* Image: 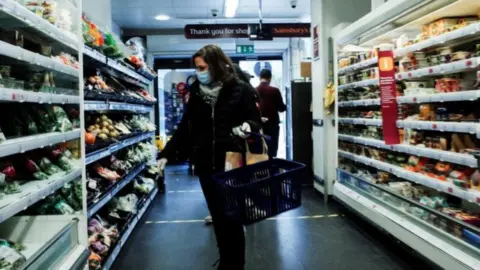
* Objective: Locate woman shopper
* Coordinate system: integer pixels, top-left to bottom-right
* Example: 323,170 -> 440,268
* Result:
157,44 -> 261,270
204,63 -> 258,225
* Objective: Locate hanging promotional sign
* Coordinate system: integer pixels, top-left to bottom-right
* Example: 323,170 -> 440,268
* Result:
378,50 -> 400,145
184,23 -> 310,39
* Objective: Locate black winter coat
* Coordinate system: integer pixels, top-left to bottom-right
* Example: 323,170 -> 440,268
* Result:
159,78 -> 261,175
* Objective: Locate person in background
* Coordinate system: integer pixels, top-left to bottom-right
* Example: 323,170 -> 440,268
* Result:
158,44 -> 261,270
256,68 -> 286,158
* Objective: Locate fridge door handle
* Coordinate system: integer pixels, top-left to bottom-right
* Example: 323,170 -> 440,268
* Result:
313,119 -> 323,127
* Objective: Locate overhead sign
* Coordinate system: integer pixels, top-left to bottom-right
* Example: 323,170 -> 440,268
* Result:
236,45 -> 254,54
184,23 -> 310,39
378,50 -> 400,145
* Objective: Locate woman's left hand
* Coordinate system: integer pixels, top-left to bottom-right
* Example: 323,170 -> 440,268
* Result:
232,122 -> 251,138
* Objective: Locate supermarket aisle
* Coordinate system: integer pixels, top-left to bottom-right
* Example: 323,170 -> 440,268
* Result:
112,166 -> 433,270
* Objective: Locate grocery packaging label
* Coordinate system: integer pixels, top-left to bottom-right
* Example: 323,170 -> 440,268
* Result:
378,50 -> 400,145
0,245 -> 24,264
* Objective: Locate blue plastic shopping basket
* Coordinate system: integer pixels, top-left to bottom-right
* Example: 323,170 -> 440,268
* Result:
212,158 -> 306,225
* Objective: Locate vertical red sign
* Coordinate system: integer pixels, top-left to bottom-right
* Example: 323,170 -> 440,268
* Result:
378,50 -> 400,145
313,25 -> 319,60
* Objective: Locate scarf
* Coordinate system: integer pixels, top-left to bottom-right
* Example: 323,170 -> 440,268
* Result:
199,83 -> 222,107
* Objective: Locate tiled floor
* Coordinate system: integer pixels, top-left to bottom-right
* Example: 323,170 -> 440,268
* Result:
112,166 -> 436,270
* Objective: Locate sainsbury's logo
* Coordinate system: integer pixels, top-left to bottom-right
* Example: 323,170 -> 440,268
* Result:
272,27 -> 310,35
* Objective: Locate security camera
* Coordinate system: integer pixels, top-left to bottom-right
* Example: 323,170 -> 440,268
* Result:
290,0 -> 297,8
211,9 -> 219,17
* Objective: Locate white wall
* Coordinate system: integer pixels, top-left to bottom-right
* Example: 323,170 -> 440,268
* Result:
289,38 -> 312,80
83,0 -> 112,30
311,0 -> 371,196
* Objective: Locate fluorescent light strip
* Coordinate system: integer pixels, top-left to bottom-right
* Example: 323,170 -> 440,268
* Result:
225,0 -> 239,18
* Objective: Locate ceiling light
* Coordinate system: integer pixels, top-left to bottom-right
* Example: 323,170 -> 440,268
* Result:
224,0 -> 239,18
155,15 -> 170,21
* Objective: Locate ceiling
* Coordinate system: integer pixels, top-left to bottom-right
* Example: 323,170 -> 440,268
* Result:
111,0 -> 311,29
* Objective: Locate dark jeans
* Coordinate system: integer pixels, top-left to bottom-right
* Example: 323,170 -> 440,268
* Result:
199,175 -> 245,270
262,122 -> 280,158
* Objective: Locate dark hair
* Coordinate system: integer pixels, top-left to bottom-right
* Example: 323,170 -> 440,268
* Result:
259,69 -> 272,80
192,45 -> 235,83
233,64 -> 250,84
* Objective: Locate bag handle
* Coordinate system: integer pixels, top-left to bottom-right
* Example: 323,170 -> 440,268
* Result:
244,131 -> 269,155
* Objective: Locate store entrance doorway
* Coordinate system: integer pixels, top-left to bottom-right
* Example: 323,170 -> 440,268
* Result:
239,60 -> 286,159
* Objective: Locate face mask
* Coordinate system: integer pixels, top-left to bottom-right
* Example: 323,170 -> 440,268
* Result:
196,70 -> 211,85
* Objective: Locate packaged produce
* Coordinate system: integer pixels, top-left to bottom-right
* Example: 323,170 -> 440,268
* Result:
89,252 -> 102,270
50,106 -> 73,132
92,163 -> 121,182
50,148 -> 75,172
134,177 -> 155,194
0,245 -> 26,270
113,194 -> 139,213
39,157 -> 63,175
53,199 -> 75,214
60,182 -> 81,211
26,158 -> 49,180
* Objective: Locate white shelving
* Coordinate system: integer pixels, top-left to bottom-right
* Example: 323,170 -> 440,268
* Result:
338,57 -> 378,74
334,1 -> 480,267
333,183 -> 480,270
84,46 -> 152,86
338,118 -> 382,126
85,101 -> 154,113
107,59 -> 151,85
83,46 -> 106,64
397,120 -> 479,136
0,0 -> 79,51
397,57 -> 480,80
0,88 -> 79,104
87,163 -> 147,218
337,22 -> 480,75
0,167 -> 82,223
102,187 -> 158,270
0,40 -> 79,78
338,98 -> 381,107
85,132 -> 155,165
395,22 -> 480,58
338,78 -> 379,90
397,90 -> 480,104
340,90 -> 480,107
338,150 -> 480,204
338,57 -> 480,91
338,134 -> 477,168
0,129 -> 81,158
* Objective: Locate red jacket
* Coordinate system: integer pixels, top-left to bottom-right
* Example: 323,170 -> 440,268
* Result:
256,82 -> 286,124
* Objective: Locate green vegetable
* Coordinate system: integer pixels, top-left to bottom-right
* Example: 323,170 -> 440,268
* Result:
33,171 -> 49,180
57,156 -> 74,172
39,157 -> 63,175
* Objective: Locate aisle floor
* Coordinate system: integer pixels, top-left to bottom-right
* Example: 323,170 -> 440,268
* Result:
112,166 -> 435,270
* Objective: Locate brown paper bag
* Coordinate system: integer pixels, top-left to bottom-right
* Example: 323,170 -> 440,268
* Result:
245,137 -> 269,165
225,152 -> 244,171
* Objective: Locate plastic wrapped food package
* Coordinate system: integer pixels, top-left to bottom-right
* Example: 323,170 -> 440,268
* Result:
0,245 -> 26,270
134,177 -> 155,194
115,194 -> 139,213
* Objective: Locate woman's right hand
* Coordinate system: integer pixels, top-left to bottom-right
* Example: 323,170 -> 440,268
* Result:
158,158 -> 168,171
